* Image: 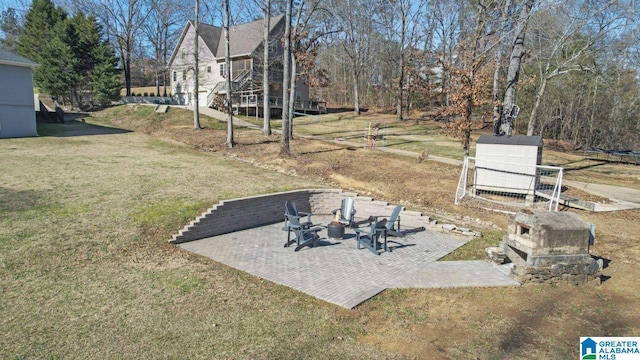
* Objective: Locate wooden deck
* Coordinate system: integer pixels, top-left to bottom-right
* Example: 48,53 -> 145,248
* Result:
232,91 -> 327,115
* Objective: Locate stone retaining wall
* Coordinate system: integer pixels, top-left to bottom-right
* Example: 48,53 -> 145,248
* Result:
170,188 -> 431,244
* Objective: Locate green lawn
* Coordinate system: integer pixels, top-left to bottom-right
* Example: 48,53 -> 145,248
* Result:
0,124 -> 383,359
2,109 -> 638,359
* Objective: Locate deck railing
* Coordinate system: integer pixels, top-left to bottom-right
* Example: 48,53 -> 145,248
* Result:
231,90 -> 326,113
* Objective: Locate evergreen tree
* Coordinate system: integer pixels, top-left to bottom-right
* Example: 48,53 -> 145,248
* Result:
80,14 -> 121,107
90,42 -> 121,106
17,0 -> 66,64
37,20 -> 80,100
17,1 -> 120,108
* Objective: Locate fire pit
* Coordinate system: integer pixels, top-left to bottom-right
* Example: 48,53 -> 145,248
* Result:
327,210 -> 346,239
327,222 -> 345,239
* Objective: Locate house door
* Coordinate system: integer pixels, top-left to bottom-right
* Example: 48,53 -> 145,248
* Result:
198,91 -> 209,107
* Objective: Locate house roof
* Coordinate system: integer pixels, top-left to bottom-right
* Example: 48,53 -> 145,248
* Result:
216,14 -> 284,56
477,134 -> 543,146
168,15 -> 285,66
0,47 -> 39,68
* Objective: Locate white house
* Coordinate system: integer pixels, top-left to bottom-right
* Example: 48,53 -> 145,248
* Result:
0,47 -> 39,138
168,15 -> 325,115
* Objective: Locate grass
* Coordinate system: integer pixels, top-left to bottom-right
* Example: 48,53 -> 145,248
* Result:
238,111 -> 469,159
0,127 -> 381,359
440,230 -> 505,261
2,107 -> 639,359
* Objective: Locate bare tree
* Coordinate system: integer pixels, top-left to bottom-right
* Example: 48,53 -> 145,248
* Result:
490,0 -> 511,134
280,0 -> 292,155
525,0 -> 620,136
285,0 -> 334,140
193,0 -> 201,129
442,0 -> 501,156
377,0 -> 422,120
429,0 -> 462,108
143,0 -> 185,97
262,0 -> 271,136
498,0 -> 535,135
330,0 -> 376,115
223,0 -> 235,147
82,0 -> 150,96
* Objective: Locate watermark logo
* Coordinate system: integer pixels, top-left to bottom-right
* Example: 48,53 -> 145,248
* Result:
581,337 -> 640,360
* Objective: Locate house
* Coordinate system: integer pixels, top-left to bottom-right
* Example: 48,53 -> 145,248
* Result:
0,47 -> 39,138
167,15 -> 325,115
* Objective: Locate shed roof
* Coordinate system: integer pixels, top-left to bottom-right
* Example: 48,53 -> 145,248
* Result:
477,134 -> 543,146
0,47 -> 39,68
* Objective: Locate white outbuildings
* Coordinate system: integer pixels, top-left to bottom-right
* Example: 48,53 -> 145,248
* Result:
0,47 -> 39,138
474,135 -> 544,196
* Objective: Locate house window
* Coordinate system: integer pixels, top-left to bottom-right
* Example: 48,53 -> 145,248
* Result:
182,70 -> 186,80
181,49 -> 186,59
207,66 -> 211,73
173,71 -> 176,82
219,63 -> 225,77
231,58 -> 252,79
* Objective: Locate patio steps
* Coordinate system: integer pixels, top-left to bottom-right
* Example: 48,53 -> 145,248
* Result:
170,189 -> 433,244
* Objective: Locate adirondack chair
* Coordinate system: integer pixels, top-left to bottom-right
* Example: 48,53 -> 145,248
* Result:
283,200 -> 323,251
331,197 -> 357,227
355,206 -> 404,254
354,218 -> 387,255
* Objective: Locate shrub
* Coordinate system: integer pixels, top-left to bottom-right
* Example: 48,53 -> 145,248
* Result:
143,92 -> 149,96
131,92 -> 136,96
150,92 -> 155,97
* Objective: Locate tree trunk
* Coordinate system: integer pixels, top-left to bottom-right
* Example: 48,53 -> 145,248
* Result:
491,0 -> 511,135
155,31 -> 161,97
280,0 -> 292,155
463,70 -> 474,157
527,74 -> 548,135
353,69 -> 360,115
262,1 -> 271,136
501,0 -> 535,135
396,5 -> 407,121
163,28 -> 168,97
122,52 -> 131,96
193,0 -> 201,130
288,56 -> 296,140
223,0 -> 234,147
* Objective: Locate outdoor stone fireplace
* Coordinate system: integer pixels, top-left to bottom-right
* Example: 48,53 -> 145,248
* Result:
487,210 -> 602,285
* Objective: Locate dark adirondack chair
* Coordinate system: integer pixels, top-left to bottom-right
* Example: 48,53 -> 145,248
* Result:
283,200 -> 323,251
354,218 -> 387,255
355,206 -> 404,255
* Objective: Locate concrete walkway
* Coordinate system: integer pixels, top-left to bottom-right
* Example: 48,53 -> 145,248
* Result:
179,216 -> 519,309
564,180 -> 640,211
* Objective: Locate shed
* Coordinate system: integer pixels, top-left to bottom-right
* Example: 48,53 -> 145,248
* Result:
0,47 -> 39,138
474,135 -> 543,196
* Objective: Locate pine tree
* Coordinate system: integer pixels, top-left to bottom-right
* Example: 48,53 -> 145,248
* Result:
17,1 -> 120,109
37,20 -> 80,100
17,0 -> 66,64
90,43 -> 121,106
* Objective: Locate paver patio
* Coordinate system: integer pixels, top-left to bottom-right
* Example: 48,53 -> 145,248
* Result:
179,216 -> 519,308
